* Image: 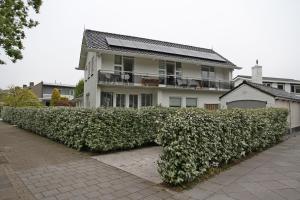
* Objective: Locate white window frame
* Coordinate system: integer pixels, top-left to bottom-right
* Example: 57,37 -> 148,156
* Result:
114,55 -> 134,73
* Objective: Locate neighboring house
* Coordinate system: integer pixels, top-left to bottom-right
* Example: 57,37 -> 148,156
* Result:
28,82 -> 75,106
233,67 -> 300,96
76,29 -> 240,109
220,64 -> 300,132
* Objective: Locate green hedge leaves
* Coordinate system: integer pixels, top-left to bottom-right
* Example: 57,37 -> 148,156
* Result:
157,108 -> 288,185
1,107 -> 172,151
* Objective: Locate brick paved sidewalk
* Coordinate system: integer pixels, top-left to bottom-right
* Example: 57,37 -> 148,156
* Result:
0,122 -> 182,200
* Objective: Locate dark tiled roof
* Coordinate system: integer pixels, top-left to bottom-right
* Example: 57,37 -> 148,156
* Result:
220,80 -> 300,102
81,29 -> 237,68
234,75 -> 300,83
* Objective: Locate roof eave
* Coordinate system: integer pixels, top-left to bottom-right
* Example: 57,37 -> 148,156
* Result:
85,47 -> 239,69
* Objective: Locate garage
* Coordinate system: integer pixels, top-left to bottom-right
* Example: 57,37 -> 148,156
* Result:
220,80 -> 300,133
227,100 -> 267,109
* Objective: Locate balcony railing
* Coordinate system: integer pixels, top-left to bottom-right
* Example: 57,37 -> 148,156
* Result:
98,70 -> 233,90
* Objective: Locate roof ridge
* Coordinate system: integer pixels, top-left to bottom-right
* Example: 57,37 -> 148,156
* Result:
85,29 -> 214,53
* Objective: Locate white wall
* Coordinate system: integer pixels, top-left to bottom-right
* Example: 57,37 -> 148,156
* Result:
220,84 -> 275,109
275,100 -> 300,129
83,52 -> 98,108
159,89 -> 223,108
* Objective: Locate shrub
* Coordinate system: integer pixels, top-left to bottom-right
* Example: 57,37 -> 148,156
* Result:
1,106 -> 173,151
157,108 -> 288,185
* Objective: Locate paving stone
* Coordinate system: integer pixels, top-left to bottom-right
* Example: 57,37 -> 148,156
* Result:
273,188 -> 300,200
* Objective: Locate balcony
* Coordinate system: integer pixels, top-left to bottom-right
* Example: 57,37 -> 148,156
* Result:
98,70 -> 233,90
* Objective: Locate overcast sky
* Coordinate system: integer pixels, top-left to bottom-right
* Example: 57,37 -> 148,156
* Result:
0,0 -> 299,89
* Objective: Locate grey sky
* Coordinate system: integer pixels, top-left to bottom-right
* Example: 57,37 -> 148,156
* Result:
0,0 -> 299,89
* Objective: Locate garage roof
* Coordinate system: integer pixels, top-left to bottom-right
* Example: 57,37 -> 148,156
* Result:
220,80 -> 300,102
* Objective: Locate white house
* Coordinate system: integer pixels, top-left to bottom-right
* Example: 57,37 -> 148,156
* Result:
76,30 -> 240,109
233,66 -> 300,96
220,64 -> 300,132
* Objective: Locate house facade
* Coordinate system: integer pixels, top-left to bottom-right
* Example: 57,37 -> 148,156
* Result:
29,82 -> 75,106
77,30 -> 239,109
220,64 -> 300,133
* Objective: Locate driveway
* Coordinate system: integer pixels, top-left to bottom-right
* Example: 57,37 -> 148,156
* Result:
1,121 -> 300,200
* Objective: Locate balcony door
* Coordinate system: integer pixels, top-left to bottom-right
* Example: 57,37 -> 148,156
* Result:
114,55 -> 134,83
159,61 -> 182,86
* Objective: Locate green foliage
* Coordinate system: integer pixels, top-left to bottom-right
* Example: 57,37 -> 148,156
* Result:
0,0 -> 42,64
1,107 -> 173,151
3,87 -> 42,107
157,108 -> 288,185
50,88 -> 60,106
75,79 -> 84,98
55,97 -> 75,107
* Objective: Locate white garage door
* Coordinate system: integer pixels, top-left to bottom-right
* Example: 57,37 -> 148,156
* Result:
227,100 -> 267,109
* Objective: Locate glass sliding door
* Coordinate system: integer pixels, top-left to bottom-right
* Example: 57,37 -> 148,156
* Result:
166,61 -> 175,85
129,94 -> 138,108
123,57 -> 134,83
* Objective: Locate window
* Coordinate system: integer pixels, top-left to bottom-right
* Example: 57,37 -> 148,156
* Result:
202,66 -> 215,79
176,62 -> 182,78
114,55 -> 134,72
141,94 -> 153,107
115,55 -> 122,65
159,60 -> 182,85
116,94 -> 126,107
169,97 -> 181,107
264,82 -> 272,87
186,98 -> 197,107
159,60 -> 166,84
277,83 -> 284,90
204,104 -> 219,111
101,92 -> 113,107
129,94 -> 138,108
291,85 -> 300,94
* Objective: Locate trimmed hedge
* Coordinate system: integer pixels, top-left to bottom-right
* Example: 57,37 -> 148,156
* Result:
157,108 -> 288,185
1,107 -> 172,151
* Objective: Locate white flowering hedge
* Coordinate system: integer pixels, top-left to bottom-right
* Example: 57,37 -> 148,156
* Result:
157,108 -> 288,185
1,107 -> 172,151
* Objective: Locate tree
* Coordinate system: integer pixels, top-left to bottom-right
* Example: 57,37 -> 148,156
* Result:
0,0 -> 43,64
50,88 -> 60,106
74,79 -> 84,98
4,86 -> 41,107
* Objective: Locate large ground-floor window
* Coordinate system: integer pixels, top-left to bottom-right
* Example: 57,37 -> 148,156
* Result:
141,94 -> 153,107
101,92 -> 113,107
129,94 -> 138,108
116,94 -> 126,107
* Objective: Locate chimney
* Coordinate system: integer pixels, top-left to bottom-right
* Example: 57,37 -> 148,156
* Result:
29,82 -> 34,87
251,60 -> 262,84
